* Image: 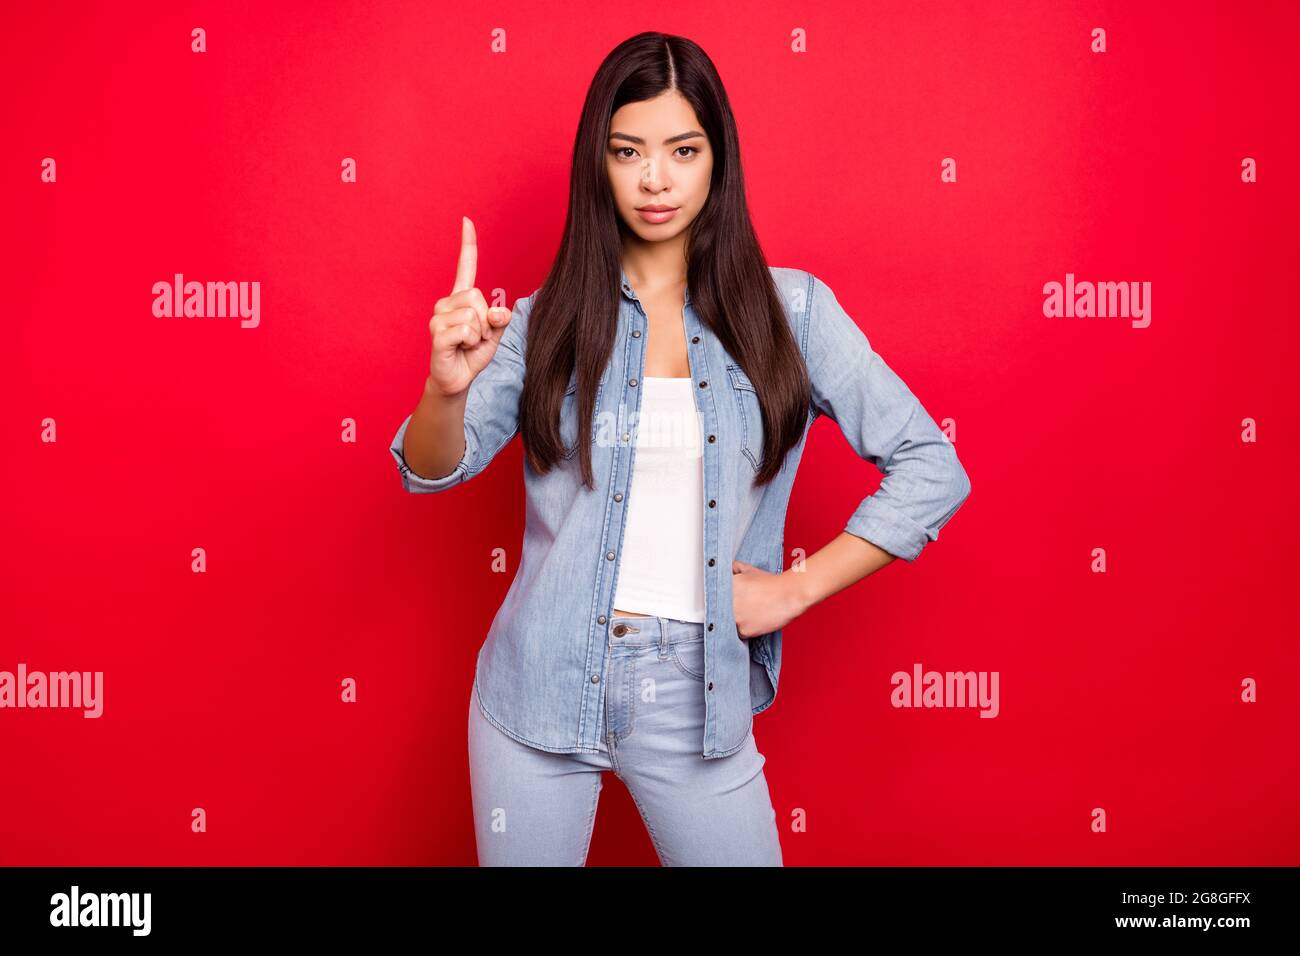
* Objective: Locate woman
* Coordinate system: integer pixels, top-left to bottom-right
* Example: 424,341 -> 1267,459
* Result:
390,32 -> 971,866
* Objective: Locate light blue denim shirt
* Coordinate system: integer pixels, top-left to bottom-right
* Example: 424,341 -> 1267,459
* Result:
390,267 -> 971,759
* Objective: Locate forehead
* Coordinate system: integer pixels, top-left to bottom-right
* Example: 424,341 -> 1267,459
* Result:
608,92 -> 702,136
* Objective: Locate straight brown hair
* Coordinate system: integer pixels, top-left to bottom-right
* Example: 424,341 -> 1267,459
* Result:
521,31 -> 811,489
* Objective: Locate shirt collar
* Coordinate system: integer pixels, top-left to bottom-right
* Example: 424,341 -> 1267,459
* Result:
619,266 -> 692,307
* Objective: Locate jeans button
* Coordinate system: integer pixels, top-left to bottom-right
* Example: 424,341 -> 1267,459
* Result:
612,624 -> 628,636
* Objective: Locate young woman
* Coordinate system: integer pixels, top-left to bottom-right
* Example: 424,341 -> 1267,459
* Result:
390,32 -> 971,866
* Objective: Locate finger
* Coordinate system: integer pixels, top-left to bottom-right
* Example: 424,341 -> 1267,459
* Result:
431,317 -> 473,353
450,321 -> 478,350
433,306 -> 483,344
452,216 -> 477,294
441,286 -> 489,323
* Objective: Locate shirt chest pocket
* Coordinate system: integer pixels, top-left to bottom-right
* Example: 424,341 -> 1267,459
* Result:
725,363 -> 762,473
560,375 -> 605,460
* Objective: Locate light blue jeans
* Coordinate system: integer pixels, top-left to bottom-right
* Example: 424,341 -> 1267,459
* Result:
468,613 -> 784,866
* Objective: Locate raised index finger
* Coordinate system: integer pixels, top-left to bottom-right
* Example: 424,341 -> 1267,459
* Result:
452,216 -> 477,294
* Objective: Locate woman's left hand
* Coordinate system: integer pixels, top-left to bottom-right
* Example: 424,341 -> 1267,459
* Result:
731,560 -> 810,638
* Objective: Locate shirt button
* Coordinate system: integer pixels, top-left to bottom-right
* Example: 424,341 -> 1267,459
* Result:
698,380 -> 708,388
632,329 -> 641,337
606,551 -> 615,560
708,558 -> 715,567
707,623 -> 714,631
691,336 -> 700,343
707,681 -> 713,690
707,434 -> 715,443
597,615 -> 606,624
629,377 -> 637,386
622,433 -> 630,442
708,499 -> 716,508
613,492 -> 623,502
591,674 -> 600,683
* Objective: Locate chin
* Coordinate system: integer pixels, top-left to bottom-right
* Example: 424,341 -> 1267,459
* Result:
626,214 -> 692,241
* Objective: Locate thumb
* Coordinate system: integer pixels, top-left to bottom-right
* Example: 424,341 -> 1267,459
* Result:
478,306 -> 511,345
732,560 -> 756,574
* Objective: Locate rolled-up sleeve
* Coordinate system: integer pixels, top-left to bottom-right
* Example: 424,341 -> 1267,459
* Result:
805,272 -> 971,561
389,292 -> 532,494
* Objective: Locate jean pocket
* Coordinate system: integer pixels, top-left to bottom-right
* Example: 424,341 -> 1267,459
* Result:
726,363 -> 762,473
668,637 -> 706,681
561,374 -> 605,460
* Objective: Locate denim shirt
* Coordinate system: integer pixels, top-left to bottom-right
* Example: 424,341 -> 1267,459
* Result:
390,267 -> 971,759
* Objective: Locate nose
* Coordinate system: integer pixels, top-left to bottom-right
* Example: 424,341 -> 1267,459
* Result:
638,157 -> 669,190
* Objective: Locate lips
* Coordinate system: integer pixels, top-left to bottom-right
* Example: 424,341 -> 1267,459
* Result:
636,205 -> 680,224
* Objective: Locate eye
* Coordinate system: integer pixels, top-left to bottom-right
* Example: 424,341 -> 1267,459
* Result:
674,146 -> 700,158
612,147 -> 638,160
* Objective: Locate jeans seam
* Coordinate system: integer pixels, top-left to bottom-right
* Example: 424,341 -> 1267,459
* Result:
623,655 -> 636,742
603,657 -> 624,775
623,781 -> 668,866
578,772 -> 602,865
606,734 -> 621,775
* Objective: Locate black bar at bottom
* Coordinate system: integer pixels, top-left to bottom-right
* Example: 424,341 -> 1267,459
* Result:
0,865 -> 1292,942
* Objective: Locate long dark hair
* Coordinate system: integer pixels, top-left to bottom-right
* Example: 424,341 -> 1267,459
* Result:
521,31 -> 811,489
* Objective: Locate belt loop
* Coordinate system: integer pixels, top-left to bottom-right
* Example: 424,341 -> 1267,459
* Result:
658,616 -> 669,658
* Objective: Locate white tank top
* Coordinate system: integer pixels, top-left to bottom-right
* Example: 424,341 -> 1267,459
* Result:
610,376 -> 706,622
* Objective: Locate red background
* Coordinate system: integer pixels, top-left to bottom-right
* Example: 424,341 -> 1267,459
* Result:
4,0 -> 1297,865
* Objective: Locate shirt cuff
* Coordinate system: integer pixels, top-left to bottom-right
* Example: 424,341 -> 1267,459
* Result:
389,414 -> 473,493
843,496 -> 932,563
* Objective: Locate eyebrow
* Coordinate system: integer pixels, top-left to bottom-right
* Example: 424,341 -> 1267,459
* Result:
608,131 -> 705,146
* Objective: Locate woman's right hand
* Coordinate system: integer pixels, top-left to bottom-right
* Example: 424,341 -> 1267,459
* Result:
427,216 -> 515,398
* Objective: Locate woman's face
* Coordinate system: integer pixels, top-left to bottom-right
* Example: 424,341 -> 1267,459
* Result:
606,91 -> 713,243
